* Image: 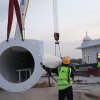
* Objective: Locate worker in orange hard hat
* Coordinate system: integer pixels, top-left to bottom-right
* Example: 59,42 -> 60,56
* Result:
41,56 -> 74,100
62,56 -> 70,64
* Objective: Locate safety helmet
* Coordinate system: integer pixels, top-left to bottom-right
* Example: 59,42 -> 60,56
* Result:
62,56 -> 70,64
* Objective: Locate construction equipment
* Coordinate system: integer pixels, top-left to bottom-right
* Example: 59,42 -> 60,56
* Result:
53,0 -> 61,58
54,33 -> 62,58
0,0 -> 62,92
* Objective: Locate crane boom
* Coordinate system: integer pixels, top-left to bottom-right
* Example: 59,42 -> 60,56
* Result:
53,0 -> 61,58
53,0 -> 59,33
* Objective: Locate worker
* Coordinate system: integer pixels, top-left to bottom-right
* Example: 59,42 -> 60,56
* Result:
70,64 -> 77,71
70,64 -> 77,82
97,59 -> 100,68
41,56 -> 74,100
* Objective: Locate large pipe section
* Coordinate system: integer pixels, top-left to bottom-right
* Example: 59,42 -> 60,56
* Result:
0,39 -> 43,92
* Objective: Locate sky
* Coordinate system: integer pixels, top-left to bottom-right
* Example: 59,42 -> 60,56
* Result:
0,0 -> 100,58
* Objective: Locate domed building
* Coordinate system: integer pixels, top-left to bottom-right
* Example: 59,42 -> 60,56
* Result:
83,32 -> 92,43
77,32 -> 100,64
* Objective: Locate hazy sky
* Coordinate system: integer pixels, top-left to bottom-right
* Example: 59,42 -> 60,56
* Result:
0,0 -> 100,58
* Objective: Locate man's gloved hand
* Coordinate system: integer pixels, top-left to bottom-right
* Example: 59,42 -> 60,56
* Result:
40,63 -> 46,69
42,65 -> 46,69
40,63 -> 52,75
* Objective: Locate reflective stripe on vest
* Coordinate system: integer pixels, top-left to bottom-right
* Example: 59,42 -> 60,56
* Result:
58,84 -> 71,87
57,66 -> 73,90
97,62 -> 100,68
58,78 -> 68,81
74,65 -> 76,70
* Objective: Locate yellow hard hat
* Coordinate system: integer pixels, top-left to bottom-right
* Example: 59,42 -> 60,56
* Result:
62,56 -> 70,64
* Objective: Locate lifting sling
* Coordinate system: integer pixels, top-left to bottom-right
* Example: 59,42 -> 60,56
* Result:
7,0 -> 23,41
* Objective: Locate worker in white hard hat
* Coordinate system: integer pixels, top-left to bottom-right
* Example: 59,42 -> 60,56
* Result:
41,56 -> 74,100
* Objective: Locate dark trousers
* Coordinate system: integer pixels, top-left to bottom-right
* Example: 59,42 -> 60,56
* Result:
59,86 -> 73,100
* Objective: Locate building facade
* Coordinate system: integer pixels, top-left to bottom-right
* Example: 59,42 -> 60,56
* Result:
78,32 -> 100,64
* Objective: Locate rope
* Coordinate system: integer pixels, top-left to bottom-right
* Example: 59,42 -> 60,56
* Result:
55,43 -> 56,56
58,43 -> 62,58
55,43 -> 62,58
51,75 -> 57,82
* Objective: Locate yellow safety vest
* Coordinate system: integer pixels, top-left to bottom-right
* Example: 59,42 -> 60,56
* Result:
58,66 -> 73,90
97,62 -> 100,68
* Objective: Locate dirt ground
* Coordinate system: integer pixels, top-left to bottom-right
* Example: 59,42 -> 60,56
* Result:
0,87 -> 97,100
0,76 -> 100,100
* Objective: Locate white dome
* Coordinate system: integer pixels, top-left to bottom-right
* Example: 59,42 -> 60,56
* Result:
83,36 -> 91,41
83,32 -> 91,42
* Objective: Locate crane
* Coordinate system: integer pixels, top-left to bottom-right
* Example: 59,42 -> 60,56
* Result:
7,0 -> 62,57
53,0 -> 62,58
